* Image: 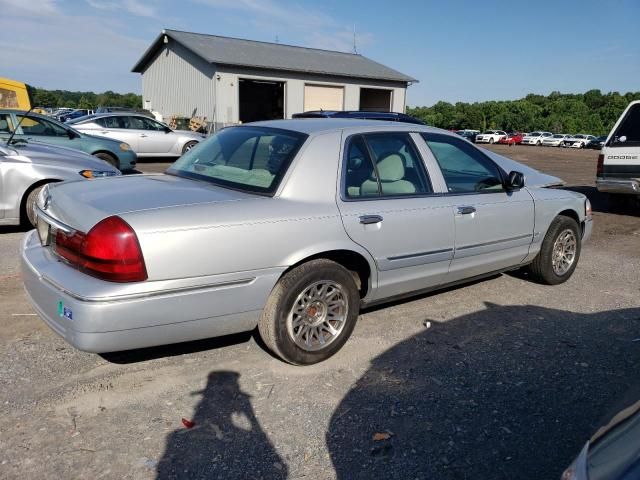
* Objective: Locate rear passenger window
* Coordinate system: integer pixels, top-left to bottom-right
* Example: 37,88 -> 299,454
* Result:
96,116 -> 122,128
421,133 -> 504,194
344,133 -> 432,198
611,104 -> 640,147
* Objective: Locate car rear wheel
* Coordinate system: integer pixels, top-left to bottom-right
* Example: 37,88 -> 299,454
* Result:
94,152 -> 119,169
182,141 -> 198,154
258,259 -> 360,365
489,138 -> 494,144
525,215 -> 581,285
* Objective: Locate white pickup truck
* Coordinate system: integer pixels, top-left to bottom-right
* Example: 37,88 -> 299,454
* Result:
596,100 -> 640,206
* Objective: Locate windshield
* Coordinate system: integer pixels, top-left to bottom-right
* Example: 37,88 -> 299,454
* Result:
167,126 -> 307,195
529,132 -> 541,136
552,134 -> 564,138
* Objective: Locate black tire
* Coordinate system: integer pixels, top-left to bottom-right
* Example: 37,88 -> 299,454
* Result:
23,184 -> 46,227
182,141 -> 198,154
94,152 -> 120,169
536,140 -> 541,146
489,138 -> 494,144
525,215 -> 581,285
258,259 -> 360,365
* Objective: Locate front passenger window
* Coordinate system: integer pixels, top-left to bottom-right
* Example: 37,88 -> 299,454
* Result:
421,133 -> 504,194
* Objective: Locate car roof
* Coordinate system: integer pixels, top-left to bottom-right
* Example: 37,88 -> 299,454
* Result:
247,118 -> 440,135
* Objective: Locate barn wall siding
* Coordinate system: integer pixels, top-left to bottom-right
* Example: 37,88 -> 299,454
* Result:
141,42 -> 216,121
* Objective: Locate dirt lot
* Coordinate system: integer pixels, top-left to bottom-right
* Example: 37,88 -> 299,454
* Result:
0,144 -> 638,480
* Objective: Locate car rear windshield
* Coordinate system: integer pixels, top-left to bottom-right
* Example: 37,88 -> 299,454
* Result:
167,126 -> 307,195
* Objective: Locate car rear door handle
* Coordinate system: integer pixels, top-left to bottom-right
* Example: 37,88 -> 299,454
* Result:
457,206 -> 476,215
359,215 -> 383,225
139,134 -> 147,137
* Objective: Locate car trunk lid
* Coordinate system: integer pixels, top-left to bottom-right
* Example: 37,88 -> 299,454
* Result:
40,173 -> 257,233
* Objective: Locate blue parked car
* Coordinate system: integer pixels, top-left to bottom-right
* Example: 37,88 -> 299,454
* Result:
0,110 -> 137,171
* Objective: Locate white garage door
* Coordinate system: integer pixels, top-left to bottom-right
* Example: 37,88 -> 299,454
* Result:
304,85 -> 344,111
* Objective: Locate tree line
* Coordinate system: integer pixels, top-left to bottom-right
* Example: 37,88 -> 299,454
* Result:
407,90 -> 640,136
31,88 -> 142,110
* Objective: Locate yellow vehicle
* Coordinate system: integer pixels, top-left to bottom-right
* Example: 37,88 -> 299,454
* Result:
0,77 -> 35,110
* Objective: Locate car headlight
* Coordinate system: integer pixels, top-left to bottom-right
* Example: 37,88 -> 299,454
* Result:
585,198 -> 592,217
119,143 -> 131,152
79,170 -> 119,179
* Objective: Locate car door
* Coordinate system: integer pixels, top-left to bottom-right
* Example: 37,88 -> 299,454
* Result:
337,131 -> 456,301
86,115 -> 139,151
130,116 -> 176,155
418,132 -> 535,282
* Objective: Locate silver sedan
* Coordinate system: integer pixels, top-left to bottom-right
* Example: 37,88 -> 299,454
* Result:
22,120 -> 592,364
69,113 -> 206,157
0,142 -> 119,227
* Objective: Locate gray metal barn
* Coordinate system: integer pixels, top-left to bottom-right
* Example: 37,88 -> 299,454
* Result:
131,29 -> 417,129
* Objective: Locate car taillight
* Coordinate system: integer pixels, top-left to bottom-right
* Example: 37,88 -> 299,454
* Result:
54,216 -> 147,282
596,154 -> 604,176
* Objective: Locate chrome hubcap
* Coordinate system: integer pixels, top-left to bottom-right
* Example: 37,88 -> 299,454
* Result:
552,229 -> 577,276
287,281 -> 348,351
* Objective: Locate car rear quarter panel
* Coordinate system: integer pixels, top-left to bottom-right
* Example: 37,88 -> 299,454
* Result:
524,187 -> 586,261
122,131 -> 376,285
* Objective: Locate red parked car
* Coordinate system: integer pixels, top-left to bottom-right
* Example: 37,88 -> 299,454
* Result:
498,132 -> 523,146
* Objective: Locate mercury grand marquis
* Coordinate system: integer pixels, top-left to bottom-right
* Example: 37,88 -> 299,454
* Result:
22,119 -> 593,365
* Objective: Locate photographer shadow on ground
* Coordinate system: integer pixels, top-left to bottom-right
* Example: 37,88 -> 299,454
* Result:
326,303 -> 640,480
156,370 -> 287,480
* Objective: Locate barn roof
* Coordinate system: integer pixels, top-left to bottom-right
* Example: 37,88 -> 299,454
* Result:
132,29 -> 417,84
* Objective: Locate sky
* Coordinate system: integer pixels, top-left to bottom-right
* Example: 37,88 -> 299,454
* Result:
1,0 -> 639,107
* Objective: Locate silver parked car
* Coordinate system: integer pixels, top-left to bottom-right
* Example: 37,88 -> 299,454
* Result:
1,142 -> 120,227
69,113 -> 206,157
22,120 -> 592,364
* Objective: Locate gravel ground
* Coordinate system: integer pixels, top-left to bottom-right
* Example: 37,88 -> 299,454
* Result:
0,144 -> 638,480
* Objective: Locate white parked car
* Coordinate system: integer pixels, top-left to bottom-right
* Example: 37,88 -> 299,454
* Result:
69,113 -> 206,158
521,131 -> 553,146
475,130 -> 507,144
562,134 -> 596,149
542,134 -> 570,147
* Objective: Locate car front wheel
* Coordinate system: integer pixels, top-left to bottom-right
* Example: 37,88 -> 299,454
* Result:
489,138 -> 494,144
94,152 -> 120,169
525,215 -> 581,285
258,259 -> 360,365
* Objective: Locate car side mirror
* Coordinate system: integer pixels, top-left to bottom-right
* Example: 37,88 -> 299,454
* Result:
164,126 -> 172,133
506,170 -> 525,190
67,130 -> 78,139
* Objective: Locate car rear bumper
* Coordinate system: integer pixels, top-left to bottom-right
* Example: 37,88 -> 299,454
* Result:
596,177 -> 640,195
21,230 -> 281,353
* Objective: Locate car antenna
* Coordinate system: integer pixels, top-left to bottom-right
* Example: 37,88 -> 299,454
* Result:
6,106 -> 35,146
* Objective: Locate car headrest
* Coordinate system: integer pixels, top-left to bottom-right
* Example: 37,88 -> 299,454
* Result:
374,154 -> 405,182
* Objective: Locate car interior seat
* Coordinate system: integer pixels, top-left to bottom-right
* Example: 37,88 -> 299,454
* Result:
346,155 -> 372,197
360,153 -> 416,196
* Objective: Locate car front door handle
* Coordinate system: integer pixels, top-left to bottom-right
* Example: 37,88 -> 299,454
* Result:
139,134 -> 148,137
359,215 -> 383,225
457,206 -> 476,215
